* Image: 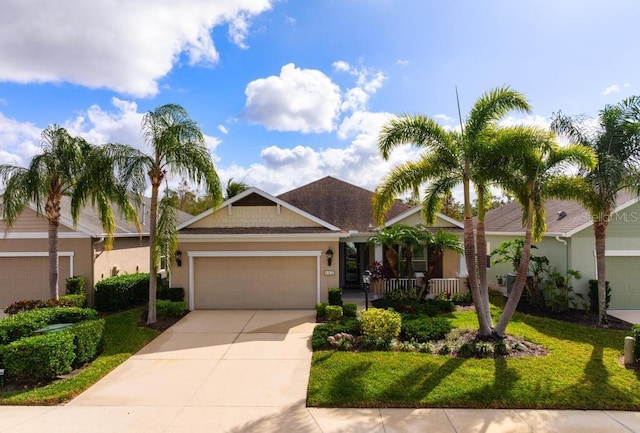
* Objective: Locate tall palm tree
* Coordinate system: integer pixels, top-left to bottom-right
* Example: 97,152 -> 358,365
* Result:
551,96 -> 640,324
489,126 -> 596,336
373,86 -> 531,337
0,125 -> 138,300
106,104 -> 222,324
367,225 -> 405,279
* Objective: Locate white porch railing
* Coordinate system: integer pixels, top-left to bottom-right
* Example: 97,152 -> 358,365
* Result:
380,278 -> 463,297
428,278 -> 461,296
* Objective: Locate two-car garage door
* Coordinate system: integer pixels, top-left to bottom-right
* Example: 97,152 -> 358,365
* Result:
192,255 -> 318,309
0,256 -> 71,308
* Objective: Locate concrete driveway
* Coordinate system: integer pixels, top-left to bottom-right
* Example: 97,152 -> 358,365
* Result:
2,310 -> 640,432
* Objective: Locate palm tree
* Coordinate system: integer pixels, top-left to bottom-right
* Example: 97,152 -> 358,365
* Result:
489,126 -> 596,336
106,104 -> 222,324
367,225 -> 405,279
225,178 -> 249,199
0,125 -> 138,300
373,86 -> 531,337
551,96 -> 640,324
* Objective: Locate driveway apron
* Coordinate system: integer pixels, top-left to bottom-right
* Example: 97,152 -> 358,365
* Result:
67,309 -> 321,431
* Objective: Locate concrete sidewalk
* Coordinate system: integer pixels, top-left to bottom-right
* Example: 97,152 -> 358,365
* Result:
0,310 -> 639,432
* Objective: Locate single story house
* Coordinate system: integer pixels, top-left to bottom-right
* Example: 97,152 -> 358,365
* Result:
485,191 -> 640,310
0,197 -> 189,308
171,176 -> 466,310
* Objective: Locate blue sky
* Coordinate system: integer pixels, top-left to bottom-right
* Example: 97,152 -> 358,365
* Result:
0,0 -> 638,197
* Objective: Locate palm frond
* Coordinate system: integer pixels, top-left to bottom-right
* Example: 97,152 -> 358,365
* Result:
377,114 -> 452,160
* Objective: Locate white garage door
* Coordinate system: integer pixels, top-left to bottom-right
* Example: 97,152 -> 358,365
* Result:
193,255 -> 318,309
0,256 -> 71,308
605,256 -> 640,310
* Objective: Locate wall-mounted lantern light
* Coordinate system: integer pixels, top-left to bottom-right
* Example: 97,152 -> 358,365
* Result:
326,247 -> 334,266
176,250 -> 183,267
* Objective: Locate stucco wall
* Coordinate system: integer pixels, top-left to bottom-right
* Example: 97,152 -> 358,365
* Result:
393,211 -> 458,228
94,237 -> 150,282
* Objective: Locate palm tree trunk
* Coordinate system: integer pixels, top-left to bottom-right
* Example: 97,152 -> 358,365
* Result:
476,219 -> 492,327
495,201 -> 534,336
463,177 -> 492,336
147,183 -> 159,325
594,221 -> 608,325
48,218 -> 60,300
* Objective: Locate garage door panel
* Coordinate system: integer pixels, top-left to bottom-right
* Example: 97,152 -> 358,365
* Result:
0,256 -> 71,307
194,256 -> 317,309
606,256 -> 640,310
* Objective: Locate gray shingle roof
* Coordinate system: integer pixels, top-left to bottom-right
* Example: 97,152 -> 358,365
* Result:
484,190 -> 638,235
55,196 -> 192,237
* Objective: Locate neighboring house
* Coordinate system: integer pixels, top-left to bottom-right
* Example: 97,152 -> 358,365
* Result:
172,176 -> 466,310
0,197 -> 190,308
485,191 -> 640,310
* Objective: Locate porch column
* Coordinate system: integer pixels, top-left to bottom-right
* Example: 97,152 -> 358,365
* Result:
374,245 -> 383,263
457,253 -> 468,277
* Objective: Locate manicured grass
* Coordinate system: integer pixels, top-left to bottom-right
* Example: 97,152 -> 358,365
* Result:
308,308 -> 640,409
0,308 -> 160,405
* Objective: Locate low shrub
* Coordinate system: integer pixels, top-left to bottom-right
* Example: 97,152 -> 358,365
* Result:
328,288 -> 343,306
3,299 -> 54,315
0,307 -> 98,345
451,292 -> 473,306
1,332 -> 75,382
400,316 -> 452,343
59,294 -> 86,308
632,324 -> 640,362
360,309 -> 402,344
50,307 -> 98,324
312,318 -> 361,350
65,276 -> 86,295
157,286 -> 185,302
316,302 -> 328,318
430,299 -> 455,314
325,305 -> 343,321
69,319 -> 105,366
94,273 -> 149,312
343,303 -> 357,317
156,300 -> 186,317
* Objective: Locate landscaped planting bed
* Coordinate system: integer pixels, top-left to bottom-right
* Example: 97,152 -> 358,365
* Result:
308,303 -> 639,409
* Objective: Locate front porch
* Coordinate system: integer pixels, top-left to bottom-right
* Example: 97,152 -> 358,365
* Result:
370,277 -> 468,299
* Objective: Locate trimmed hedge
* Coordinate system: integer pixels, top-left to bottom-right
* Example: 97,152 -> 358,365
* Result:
0,307 -> 98,345
316,302 -> 328,317
632,324 -> 640,362
157,286 -> 185,302
343,303 -> 358,317
326,305 -> 343,321
66,276 -> 86,295
328,288 -> 343,306
1,332 -> 76,382
94,273 -> 149,312
400,316 -> 452,343
69,319 -> 105,366
157,300 -> 186,317
59,294 -> 86,308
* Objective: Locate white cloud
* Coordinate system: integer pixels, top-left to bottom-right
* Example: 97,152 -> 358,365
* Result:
219,110 -> 421,194
397,59 -> 410,66
0,1 -> 273,97
218,124 -> 229,134
0,113 -> 43,166
242,63 -> 342,133
332,61 -> 351,72
602,84 -> 621,96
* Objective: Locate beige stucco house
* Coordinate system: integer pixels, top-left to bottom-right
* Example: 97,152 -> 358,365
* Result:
0,197 -> 184,308
485,191 -> 640,310
171,177 -> 466,310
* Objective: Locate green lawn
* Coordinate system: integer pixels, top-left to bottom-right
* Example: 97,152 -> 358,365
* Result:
308,309 -> 640,409
0,308 -> 159,405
